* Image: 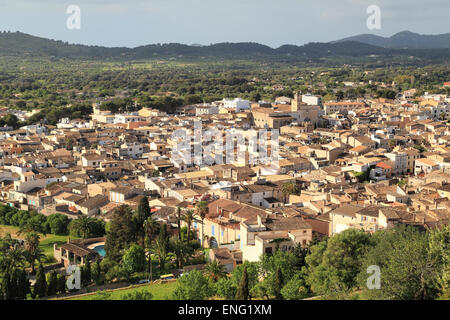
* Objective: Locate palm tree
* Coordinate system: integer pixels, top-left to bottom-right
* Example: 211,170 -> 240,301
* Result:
205,261 -> 226,282
152,237 -> 168,273
169,237 -> 193,269
72,215 -> 92,239
281,182 -> 300,203
1,245 -> 26,276
176,206 -> 182,241
196,201 -> 209,248
24,232 -> 44,274
182,209 -> 196,243
143,217 -> 159,281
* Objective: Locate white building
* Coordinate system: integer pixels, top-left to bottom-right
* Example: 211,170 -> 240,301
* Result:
302,94 -> 322,106
119,142 -> 144,158
385,152 -> 407,175
430,104 -> 450,120
222,98 -> 251,112
114,114 -> 142,124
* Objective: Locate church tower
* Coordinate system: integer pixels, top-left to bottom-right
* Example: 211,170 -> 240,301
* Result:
291,92 -> 302,112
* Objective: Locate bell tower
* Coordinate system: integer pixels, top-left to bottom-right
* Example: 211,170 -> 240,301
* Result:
291,92 -> 302,112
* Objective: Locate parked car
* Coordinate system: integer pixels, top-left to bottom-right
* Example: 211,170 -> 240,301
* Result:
136,279 -> 151,284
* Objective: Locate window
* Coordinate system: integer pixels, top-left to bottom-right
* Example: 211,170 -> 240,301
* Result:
265,247 -> 273,255
211,225 -> 215,236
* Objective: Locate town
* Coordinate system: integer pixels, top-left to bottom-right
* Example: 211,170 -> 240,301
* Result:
0,82 -> 449,300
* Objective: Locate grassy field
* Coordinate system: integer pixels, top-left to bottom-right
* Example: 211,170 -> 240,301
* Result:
0,224 -> 78,261
66,281 -> 178,300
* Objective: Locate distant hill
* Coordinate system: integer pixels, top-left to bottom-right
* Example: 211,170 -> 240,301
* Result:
333,31 -> 450,49
0,30 -> 449,62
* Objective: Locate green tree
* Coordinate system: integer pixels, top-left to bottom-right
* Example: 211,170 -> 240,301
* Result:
33,263 -> 47,298
274,267 -> 284,300
143,216 -> 159,280
281,274 -> 310,300
152,225 -> 169,272
172,269 -> 213,300
92,259 -> 103,285
281,182 -> 301,203
46,214 -> 70,235
24,232 -> 43,274
134,196 -> 151,247
121,289 -> 153,300
15,268 -> 30,300
205,261 -> 226,282
46,271 -> 58,296
182,210 -> 196,243
358,225 -> 444,300
69,215 -> 92,239
122,244 -> 146,274
428,225 -> 449,298
105,205 -> 137,262
235,266 -> 249,300
231,261 -> 259,299
169,237 -> 193,269
196,201 -> 209,247
176,207 -> 182,241
81,259 -> 92,287
306,229 -> 372,296
56,273 -> 66,294
214,278 -> 237,299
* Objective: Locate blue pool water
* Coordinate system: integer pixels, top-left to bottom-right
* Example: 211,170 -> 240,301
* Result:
93,245 -> 106,257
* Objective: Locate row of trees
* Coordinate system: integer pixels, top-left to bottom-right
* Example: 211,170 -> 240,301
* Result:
170,225 -> 449,300
0,204 -> 105,238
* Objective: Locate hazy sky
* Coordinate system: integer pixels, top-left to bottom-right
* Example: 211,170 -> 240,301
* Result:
0,0 -> 449,47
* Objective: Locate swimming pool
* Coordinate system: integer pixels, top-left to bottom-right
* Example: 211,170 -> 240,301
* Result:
93,245 -> 106,257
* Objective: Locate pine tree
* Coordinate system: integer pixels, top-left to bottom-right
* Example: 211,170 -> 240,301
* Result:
33,263 -> 47,298
235,267 -> 249,300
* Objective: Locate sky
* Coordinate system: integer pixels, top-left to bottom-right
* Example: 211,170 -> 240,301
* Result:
0,0 -> 449,48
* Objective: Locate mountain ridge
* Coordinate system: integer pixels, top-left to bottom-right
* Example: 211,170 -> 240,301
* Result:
332,31 -> 450,49
0,31 -> 449,61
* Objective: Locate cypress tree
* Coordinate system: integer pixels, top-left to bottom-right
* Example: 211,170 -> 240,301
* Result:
46,271 -> 58,296
1,272 -> 12,300
34,263 -> 47,298
274,267 -> 284,300
16,269 -> 30,300
92,259 -> 102,285
235,267 -> 249,300
83,259 -> 91,286
136,196 -> 151,246
56,274 -> 66,294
